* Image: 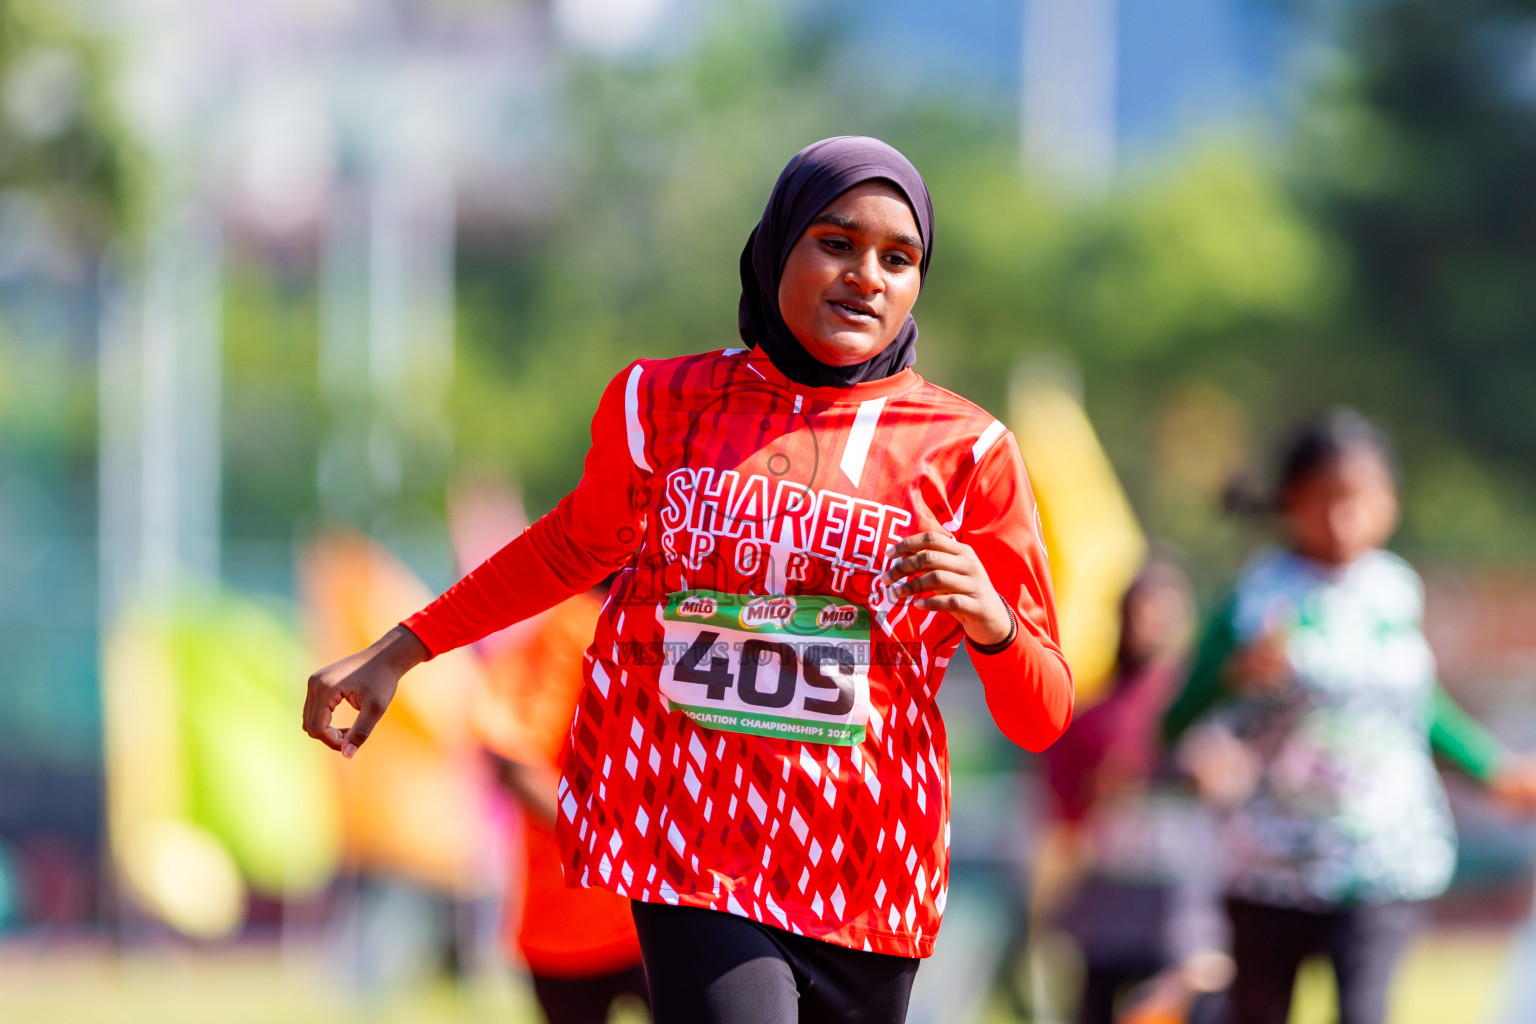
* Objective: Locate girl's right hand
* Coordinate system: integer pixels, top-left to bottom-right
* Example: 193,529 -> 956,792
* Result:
302,625 -> 429,758
1227,627 -> 1292,695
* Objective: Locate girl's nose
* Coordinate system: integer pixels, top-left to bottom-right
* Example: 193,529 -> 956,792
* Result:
843,249 -> 884,294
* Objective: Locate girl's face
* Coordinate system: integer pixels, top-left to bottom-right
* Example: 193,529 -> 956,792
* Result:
1120,575 -> 1194,669
1282,449 -> 1400,566
777,181 -> 924,368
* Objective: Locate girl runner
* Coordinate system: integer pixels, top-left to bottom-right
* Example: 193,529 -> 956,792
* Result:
303,136 -> 1074,1024
1162,409 -> 1536,1024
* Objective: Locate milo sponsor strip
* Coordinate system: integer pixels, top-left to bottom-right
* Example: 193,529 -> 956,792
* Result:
664,590 -> 871,637
656,590 -> 872,747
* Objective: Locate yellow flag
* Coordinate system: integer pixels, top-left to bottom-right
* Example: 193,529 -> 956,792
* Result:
1011,372 -> 1146,703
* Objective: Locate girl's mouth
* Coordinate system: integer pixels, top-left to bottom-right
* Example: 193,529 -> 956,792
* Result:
830,300 -> 876,322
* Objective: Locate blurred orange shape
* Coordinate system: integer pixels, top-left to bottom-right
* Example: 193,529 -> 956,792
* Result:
299,531 -> 492,895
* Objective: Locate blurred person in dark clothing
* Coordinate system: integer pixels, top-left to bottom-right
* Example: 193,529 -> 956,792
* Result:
1045,555 -> 1228,1024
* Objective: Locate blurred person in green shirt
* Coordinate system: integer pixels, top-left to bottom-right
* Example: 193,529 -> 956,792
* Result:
1163,409 -> 1536,1024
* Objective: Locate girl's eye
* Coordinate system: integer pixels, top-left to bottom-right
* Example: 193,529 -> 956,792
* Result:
821,237 -> 852,252
885,253 -> 913,267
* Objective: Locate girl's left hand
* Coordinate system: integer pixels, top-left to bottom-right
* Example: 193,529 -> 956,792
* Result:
1489,753 -> 1536,814
881,531 -> 1012,647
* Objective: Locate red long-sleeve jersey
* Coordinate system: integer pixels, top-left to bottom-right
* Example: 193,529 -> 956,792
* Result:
405,347 -> 1072,957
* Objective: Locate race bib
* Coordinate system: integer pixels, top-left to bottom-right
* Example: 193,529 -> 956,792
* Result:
657,590 -> 872,746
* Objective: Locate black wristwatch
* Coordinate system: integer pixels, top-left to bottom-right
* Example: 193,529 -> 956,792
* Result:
967,599 -> 1017,656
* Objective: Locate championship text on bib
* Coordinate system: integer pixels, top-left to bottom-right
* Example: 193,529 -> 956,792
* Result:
655,590 -> 873,746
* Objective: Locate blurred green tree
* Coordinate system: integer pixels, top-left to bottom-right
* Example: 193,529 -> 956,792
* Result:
451,7 -> 1344,580
1287,0 -> 1536,560
449,0 -> 1536,580
0,0 -> 128,473
453,5 -> 850,513
0,0 -> 130,773
0,0 -> 125,221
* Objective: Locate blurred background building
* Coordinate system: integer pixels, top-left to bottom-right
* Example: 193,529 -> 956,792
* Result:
3,0 -> 1536,1021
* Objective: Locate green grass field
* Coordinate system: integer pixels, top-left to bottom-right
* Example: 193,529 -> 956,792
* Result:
1296,930 -> 1512,1024
0,942 -> 610,1024
0,929 -> 1516,1024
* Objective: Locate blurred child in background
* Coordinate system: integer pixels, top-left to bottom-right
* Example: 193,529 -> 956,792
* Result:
475,581 -> 650,1024
1045,555 -> 1228,1024
1162,409 -> 1536,1024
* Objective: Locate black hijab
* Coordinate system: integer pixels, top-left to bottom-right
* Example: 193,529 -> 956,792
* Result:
737,136 -> 935,388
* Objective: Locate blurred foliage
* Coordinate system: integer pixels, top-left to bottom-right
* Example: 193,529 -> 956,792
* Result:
452,4 -> 846,509
1288,0 -> 1536,562
448,6 -> 1334,584
1,1 -> 1530,577
0,0 -> 131,770
446,0 -> 1536,585
0,0 -> 126,472
0,0 -> 1481,589
220,255 -> 324,542
0,0 -> 125,225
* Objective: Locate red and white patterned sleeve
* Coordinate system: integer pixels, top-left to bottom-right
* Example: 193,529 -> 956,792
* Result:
958,430 -> 1074,752
402,362 -> 652,657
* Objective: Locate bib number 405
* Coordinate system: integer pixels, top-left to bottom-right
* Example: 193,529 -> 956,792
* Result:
674,631 -> 854,715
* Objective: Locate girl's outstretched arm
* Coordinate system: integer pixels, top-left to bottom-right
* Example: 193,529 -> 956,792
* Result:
302,362 -> 651,756
1428,683 -> 1507,782
1431,685 -> 1536,813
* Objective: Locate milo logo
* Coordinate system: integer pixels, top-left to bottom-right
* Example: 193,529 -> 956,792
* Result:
677,596 -> 717,619
816,603 -> 860,630
740,596 -> 796,630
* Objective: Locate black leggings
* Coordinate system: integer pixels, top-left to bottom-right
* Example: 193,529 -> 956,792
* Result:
1226,897 -> 1421,1024
631,901 -> 920,1024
